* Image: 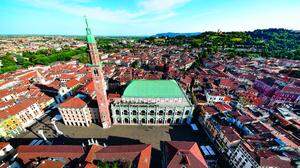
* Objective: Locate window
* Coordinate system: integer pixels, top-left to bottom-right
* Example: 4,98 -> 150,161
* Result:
149,118 -> 155,124
123,110 -> 128,115
167,118 -> 172,124
159,110 -> 164,115
141,118 -> 146,123
177,111 -> 182,115
124,118 -> 129,123
150,110 -> 155,115
185,110 -> 190,115
132,110 -> 137,115
132,118 -> 138,123
93,69 -> 99,76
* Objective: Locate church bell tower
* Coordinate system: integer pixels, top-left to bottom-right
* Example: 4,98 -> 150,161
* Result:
85,17 -> 111,128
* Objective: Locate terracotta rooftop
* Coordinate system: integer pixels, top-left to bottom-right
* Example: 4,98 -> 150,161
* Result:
17,145 -> 84,165
0,142 -> 10,149
164,141 -> 208,168
237,115 -> 255,123
221,126 -> 241,143
5,98 -> 38,116
0,89 -> 12,99
36,160 -> 65,168
85,144 -> 151,168
66,79 -> 80,88
214,102 -> 232,112
203,105 -> 218,116
59,97 -> 87,109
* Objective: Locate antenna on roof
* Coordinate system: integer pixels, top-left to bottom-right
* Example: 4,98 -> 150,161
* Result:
84,15 -> 89,28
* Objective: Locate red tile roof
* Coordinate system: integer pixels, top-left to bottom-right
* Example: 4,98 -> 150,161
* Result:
5,98 -> 38,116
258,152 -> 293,168
237,115 -> 255,123
202,106 -> 218,116
214,102 -> 232,112
85,144 -> 151,168
79,81 -> 95,96
0,89 -> 12,99
221,126 -> 241,143
37,160 -> 64,168
0,110 -> 9,119
59,97 -> 87,109
17,145 -> 84,165
164,141 -> 207,168
17,71 -> 38,81
66,79 -> 80,88
0,142 -> 10,149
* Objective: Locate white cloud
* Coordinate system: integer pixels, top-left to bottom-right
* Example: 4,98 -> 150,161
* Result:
20,0 -> 191,24
139,0 -> 191,12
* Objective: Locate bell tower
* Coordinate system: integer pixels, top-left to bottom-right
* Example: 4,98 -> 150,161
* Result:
85,17 -> 111,128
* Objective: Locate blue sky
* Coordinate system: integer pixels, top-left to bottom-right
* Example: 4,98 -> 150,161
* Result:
1,0 -> 300,36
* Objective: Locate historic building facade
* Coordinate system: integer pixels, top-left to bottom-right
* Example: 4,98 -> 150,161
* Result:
58,96 -> 100,127
111,80 -> 194,125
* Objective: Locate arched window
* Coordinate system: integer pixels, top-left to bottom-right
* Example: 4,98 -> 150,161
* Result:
115,110 -> 120,115
185,110 -> 190,115
150,110 -> 155,115
141,110 -> 146,115
168,110 -> 173,115
177,111 -> 182,115
124,118 -> 129,123
117,118 -> 121,123
167,118 -> 172,124
159,110 -> 164,115
149,118 -> 155,124
158,118 -> 163,124
93,69 -> 99,76
175,118 -> 181,124
123,110 -> 128,115
183,118 -> 187,124
132,110 -> 137,115
141,118 -> 146,124
132,118 -> 138,124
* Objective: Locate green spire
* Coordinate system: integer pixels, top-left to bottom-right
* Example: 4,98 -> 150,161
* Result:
84,16 -> 96,44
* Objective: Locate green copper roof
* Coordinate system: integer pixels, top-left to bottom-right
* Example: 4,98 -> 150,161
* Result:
86,35 -> 96,43
85,16 -> 96,44
122,80 -> 185,98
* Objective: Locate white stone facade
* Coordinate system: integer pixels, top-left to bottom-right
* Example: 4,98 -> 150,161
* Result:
111,97 -> 194,125
59,106 -> 94,127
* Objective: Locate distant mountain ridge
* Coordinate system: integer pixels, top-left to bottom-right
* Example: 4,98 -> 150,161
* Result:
153,32 -> 201,38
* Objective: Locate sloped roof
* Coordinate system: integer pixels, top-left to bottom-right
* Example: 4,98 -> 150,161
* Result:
122,80 -> 185,98
59,97 -> 87,109
17,145 -> 84,162
5,98 -> 38,116
164,141 -> 207,168
37,160 -> 65,168
85,144 -> 151,168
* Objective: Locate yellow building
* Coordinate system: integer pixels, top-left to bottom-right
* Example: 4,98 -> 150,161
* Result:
0,115 -> 23,138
